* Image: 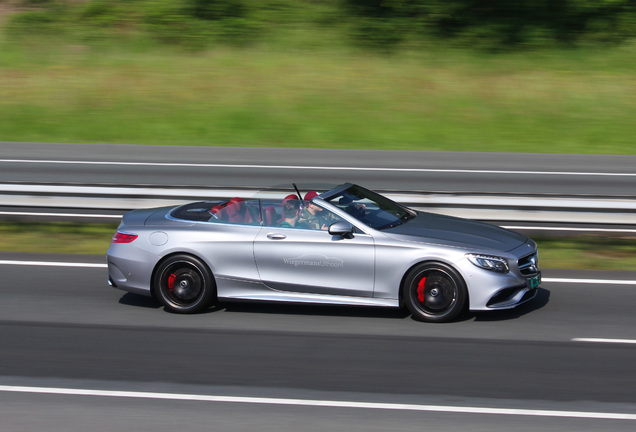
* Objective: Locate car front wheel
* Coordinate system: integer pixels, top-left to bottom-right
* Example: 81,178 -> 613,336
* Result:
403,262 -> 467,323
154,255 -> 216,314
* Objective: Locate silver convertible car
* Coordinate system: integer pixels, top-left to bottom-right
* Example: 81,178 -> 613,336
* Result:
107,183 -> 541,322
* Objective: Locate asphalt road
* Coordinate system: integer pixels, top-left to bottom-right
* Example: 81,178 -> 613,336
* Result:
3,141 -> 636,196
1,254 -> 636,431
2,142 -> 636,430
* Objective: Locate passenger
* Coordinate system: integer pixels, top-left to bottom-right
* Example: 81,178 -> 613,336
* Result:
298,191 -> 328,230
274,194 -> 300,225
278,199 -> 301,228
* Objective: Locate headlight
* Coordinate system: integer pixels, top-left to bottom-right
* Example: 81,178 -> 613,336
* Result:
467,254 -> 509,273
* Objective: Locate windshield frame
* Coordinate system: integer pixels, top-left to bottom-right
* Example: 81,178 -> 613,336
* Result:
321,184 -> 416,231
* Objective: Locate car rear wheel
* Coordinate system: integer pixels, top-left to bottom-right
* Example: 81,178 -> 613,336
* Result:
403,262 -> 467,323
154,255 -> 216,314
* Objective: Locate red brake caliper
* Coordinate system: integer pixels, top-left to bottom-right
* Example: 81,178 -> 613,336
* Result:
168,273 -> 176,291
417,276 -> 427,303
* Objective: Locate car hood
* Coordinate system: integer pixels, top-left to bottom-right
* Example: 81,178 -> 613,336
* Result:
383,211 -> 528,252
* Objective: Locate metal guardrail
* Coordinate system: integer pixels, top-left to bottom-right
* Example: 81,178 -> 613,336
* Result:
2,183 -> 636,225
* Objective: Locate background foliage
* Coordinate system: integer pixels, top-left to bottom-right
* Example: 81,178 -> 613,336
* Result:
1,1 -> 635,153
4,0 -> 636,50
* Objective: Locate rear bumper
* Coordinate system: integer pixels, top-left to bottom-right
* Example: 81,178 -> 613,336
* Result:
107,244 -> 156,297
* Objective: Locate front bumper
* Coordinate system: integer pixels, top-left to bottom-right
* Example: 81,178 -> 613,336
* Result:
485,271 -> 541,309
486,272 -> 541,309
460,254 -> 541,312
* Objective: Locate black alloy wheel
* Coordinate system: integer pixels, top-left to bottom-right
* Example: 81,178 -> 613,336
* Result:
403,262 -> 467,323
154,254 -> 216,313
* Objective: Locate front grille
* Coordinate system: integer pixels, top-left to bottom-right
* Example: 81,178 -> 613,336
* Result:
518,252 -> 539,276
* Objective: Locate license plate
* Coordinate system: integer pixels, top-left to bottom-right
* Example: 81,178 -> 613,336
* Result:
528,273 -> 541,289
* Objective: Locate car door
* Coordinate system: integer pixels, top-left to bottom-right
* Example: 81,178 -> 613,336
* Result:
253,201 -> 375,297
190,198 -> 263,291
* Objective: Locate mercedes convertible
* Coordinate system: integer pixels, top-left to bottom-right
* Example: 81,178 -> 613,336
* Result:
107,183 -> 541,322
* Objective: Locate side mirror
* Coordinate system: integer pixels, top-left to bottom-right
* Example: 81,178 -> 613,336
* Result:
328,221 -> 354,238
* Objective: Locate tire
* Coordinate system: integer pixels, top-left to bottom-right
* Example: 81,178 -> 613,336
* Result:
403,262 -> 467,323
154,254 -> 216,314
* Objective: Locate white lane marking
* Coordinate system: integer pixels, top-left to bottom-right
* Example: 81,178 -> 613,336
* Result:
0,260 -> 107,268
0,211 -> 121,219
2,159 -> 636,177
572,338 -> 636,344
502,226 -> 636,234
542,278 -> 636,285
1,385 -> 635,420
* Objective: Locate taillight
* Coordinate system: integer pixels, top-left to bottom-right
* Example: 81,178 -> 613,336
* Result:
112,232 -> 138,243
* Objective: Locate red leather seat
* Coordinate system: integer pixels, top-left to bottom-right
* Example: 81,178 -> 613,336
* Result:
263,206 -> 277,226
304,191 -> 319,201
209,204 -> 227,220
222,197 -> 254,224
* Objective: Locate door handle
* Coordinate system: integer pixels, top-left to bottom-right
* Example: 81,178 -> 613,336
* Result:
267,233 -> 286,240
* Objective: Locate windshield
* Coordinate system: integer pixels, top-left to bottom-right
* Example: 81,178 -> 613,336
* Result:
322,184 -> 415,230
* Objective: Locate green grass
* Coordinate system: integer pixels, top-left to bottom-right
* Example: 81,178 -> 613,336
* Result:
0,222 -> 118,255
2,41 -> 636,153
534,235 -> 636,271
1,222 -> 635,271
